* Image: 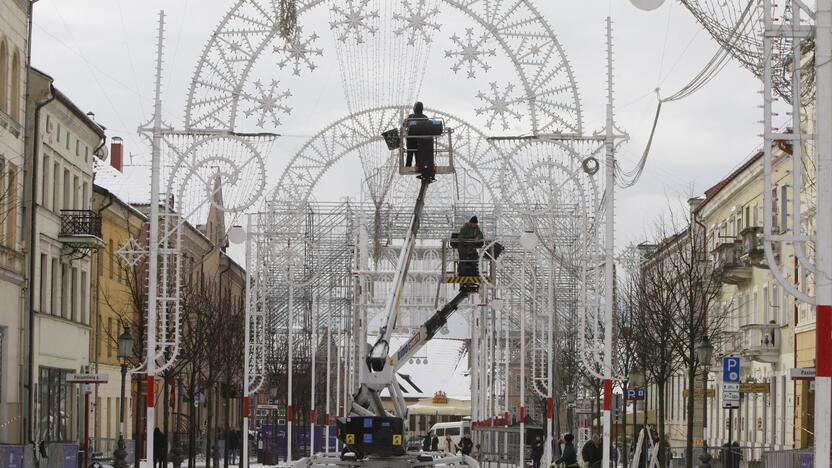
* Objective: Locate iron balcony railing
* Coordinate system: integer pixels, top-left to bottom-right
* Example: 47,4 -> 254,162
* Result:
59,210 -> 102,238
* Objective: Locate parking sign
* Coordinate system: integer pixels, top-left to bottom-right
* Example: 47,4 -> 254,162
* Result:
723,356 -> 740,383
722,356 -> 741,409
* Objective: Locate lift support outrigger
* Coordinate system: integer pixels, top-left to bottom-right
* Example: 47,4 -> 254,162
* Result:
295,106 -> 498,468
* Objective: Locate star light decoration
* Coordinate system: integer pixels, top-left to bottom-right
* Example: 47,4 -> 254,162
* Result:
393,0 -> 441,45
475,82 -> 524,130
330,0 -> 380,44
243,79 -> 292,129
276,27 -> 323,75
444,28 -> 496,79
116,236 -> 148,268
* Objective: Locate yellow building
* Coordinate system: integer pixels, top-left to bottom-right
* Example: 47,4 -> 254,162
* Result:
693,139 -> 801,456
90,147 -> 147,454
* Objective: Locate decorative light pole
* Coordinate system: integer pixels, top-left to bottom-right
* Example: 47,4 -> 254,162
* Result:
695,337 -> 714,468
113,327 -> 134,468
628,368 -> 643,468
518,230 -> 538,468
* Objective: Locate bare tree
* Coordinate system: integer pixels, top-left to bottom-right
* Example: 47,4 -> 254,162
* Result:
638,212 -> 731,468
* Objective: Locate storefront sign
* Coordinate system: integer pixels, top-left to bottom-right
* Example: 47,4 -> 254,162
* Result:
432,391 -> 448,404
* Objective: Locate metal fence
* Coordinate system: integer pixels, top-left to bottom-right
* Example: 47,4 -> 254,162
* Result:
763,449 -> 813,468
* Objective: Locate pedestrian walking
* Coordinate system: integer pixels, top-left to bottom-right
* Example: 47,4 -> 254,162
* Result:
531,436 -> 544,468
581,435 -> 602,468
423,433 -> 432,451
458,434 -> 474,456
554,434 -> 579,468
431,433 -> 439,451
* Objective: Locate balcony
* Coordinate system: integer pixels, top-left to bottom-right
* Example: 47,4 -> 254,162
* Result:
59,210 -> 104,254
713,241 -> 752,285
740,322 -> 781,364
720,330 -> 744,356
740,226 -> 767,267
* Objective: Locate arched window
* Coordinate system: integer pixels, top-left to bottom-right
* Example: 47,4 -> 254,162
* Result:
0,39 -> 8,113
10,49 -> 20,120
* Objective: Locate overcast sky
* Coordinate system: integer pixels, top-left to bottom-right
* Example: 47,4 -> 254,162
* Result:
30,0 -> 766,249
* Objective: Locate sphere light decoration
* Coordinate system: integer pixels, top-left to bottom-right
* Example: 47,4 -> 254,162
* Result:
631,0 -> 666,11
228,225 -> 247,245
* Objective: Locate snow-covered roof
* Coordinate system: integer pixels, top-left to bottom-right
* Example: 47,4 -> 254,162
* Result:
386,336 -> 471,400
93,159 -> 151,205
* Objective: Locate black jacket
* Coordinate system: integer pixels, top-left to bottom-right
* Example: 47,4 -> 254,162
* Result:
555,442 -> 578,466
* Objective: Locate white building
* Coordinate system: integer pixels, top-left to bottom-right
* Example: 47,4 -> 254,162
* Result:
0,0 -> 28,444
25,67 -> 105,445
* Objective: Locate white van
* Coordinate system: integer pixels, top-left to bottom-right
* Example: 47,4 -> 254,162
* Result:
429,420 -> 471,452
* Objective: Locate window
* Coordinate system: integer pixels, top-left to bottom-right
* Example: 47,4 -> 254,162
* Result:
72,176 -> 79,210
75,140 -> 79,157
65,131 -> 70,150
0,40 -> 7,113
61,263 -> 69,319
37,366 -> 73,441
82,182 -> 88,210
745,206 -> 751,228
763,286 -> 769,323
84,146 -> 89,162
42,155 -> 50,208
51,258 -> 59,315
780,186 -> 788,232
52,163 -> 60,211
70,267 -> 78,322
10,50 -> 20,120
107,317 -> 113,358
62,169 -> 69,210
108,240 -> 114,279
446,427 -> 460,436
39,254 -> 48,312
56,123 -> 61,142
80,270 -> 88,324
6,163 -> 17,245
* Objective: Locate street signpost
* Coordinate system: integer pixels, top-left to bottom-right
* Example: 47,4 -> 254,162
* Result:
722,356 -> 741,408
790,368 -> 816,380
722,356 -> 741,447
65,370 -> 108,468
627,388 -> 645,401
65,373 -> 109,384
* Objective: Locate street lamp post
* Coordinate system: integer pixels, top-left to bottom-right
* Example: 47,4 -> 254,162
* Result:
628,368 -> 643,468
695,337 -> 714,468
113,327 -> 134,468
518,231 -> 538,468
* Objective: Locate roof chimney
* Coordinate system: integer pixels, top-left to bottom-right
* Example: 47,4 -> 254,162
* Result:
110,136 -> 123,172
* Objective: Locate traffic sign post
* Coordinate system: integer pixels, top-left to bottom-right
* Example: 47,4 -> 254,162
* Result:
627,388 -> 645,401
722,357 -> 741,447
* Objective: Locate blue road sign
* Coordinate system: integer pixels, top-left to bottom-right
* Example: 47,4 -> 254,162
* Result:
627,388 -> 645,400
723,356 -> 741,383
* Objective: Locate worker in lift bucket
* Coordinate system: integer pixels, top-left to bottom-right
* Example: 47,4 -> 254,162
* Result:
404,101 -> 436,181
457,216 -> 484,278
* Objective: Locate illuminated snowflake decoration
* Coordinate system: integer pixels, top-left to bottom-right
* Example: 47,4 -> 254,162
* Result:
475,82 -> 524,130
393,0 -> 441,45
243,79 -> 292,128
444,28 -> 496,79
116,236 -> 148,268
276,27 -> 323,76
330,0 -> 380,44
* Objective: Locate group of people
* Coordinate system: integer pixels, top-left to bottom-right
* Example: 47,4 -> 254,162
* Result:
552,433 -> 604,468
420,432 -> 475,456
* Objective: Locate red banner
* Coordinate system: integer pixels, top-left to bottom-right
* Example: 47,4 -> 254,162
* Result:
147,377 -> 154,407
311,409 -> 317,422
547,398 -> 554,418
287,405 -> 294,422
503,411 -> 509,427
243,397 -> 249,417
603,379 -> 612,411
519,406 -> 525,421
818,305 -> 832,377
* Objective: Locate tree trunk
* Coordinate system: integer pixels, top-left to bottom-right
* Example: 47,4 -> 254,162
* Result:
188,370 -> 197,468
206,378 -> 214,468
657,380 -> 668,468
685,348 -> 696,468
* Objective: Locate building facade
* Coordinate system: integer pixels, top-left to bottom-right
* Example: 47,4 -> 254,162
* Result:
0,0 -> 28,444
25,67 -> 105,445
89,141 -> 144,455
